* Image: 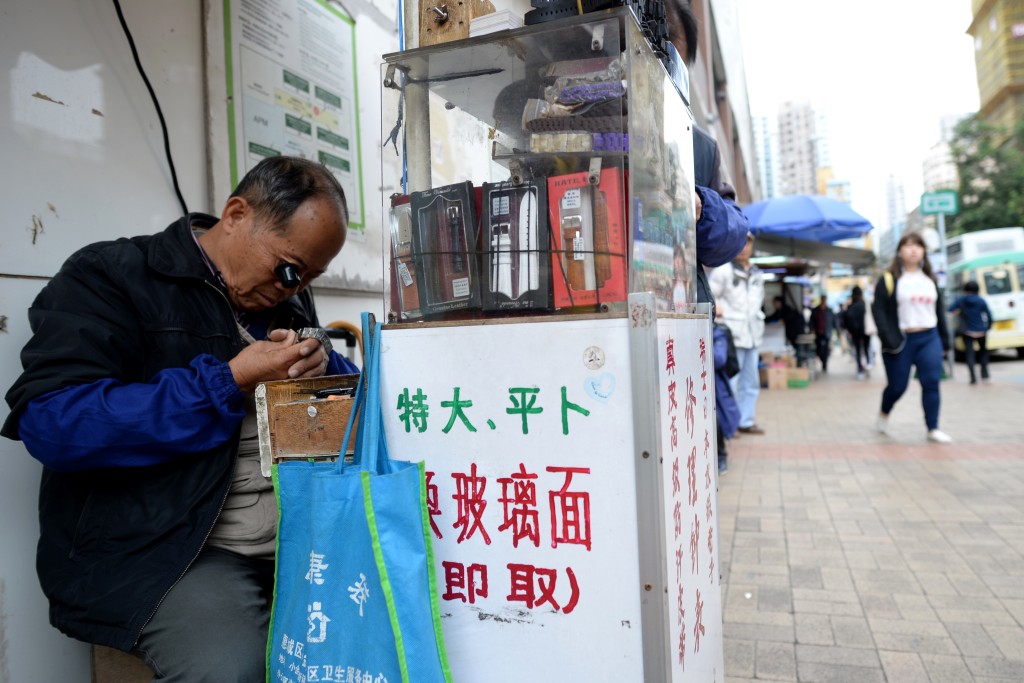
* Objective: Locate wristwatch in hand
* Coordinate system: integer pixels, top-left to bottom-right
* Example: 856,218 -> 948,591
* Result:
297,327 -> 333,356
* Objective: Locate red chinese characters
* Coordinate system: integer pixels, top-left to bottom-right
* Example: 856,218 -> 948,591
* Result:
547,466 -> 592,551
507,564 -> 580,614
452,463 -> 491,544
497,464 -> 540,548
442,561 -> 488,604
433,463 -> 593,616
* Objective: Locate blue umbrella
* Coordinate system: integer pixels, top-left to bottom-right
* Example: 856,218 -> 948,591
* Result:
743,194 -> 874,243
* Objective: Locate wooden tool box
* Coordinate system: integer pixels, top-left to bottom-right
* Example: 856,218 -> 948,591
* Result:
255,374 -> 361,477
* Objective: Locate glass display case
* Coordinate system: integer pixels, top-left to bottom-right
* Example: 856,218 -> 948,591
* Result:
381,7 -> 697,322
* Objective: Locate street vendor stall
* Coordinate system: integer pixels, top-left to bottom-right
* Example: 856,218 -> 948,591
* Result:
259,9 -> 725,682
373,9 -> 724,681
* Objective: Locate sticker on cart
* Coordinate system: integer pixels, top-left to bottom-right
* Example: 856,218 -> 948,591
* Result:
583,346 -> 606,370
452,277 -> 471,299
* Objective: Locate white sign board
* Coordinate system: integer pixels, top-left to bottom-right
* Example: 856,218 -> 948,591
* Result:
656,317 -> 725,681
379,315 -> 723,681
381,318 -> 644,680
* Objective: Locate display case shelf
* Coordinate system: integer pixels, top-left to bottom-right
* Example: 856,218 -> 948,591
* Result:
381,7 -> 700,322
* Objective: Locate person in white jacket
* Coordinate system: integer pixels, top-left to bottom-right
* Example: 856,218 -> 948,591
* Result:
709,233 -> 766,434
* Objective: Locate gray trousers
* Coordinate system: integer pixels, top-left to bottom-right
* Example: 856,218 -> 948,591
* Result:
133,546 -> 274,682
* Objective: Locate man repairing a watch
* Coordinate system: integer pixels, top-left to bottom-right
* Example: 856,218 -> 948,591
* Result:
2,155 -> 358,681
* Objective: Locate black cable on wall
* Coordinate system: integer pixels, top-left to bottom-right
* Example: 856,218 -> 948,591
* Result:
111,0 -> 189,215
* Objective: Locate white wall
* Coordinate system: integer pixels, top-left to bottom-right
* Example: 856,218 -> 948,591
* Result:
1,0 -> 209,678
0,0 -> 393,677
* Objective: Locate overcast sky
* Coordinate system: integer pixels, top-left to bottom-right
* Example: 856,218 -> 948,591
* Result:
736,0 -> 980,232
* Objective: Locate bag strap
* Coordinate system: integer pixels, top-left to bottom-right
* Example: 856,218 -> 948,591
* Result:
340,312 -> 389,474
884,271 -> 894,296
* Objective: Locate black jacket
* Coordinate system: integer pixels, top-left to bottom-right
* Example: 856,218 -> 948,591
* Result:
766,303 -> 805,345
871,272 -> 950,355
843,300 -> 866,337
2,215 -> 323,651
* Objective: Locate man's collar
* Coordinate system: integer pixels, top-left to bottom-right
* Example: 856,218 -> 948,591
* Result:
148,213 -> 219,281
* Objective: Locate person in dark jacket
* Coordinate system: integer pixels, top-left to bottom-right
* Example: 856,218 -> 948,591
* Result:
665,0 -> 750,312
843,286 -> 869,379
765,295 -> 806,351
2,156 -> 358,680
808,297 -> 836,372
948,280 -> 993,384
713,323 -> 741,475
871,232 -> 952,443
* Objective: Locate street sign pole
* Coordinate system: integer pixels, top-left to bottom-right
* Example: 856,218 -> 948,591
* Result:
921,191 -> 959,380
936,212 -> 953,379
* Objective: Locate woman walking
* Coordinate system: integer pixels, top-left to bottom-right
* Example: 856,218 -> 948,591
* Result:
871,233 -> 952,443
948,280 -> 993,384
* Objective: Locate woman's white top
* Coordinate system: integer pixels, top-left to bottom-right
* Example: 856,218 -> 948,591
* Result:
896,270 -> 938,331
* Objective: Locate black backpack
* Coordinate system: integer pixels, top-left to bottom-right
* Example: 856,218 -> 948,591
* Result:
715,323 -> 741,378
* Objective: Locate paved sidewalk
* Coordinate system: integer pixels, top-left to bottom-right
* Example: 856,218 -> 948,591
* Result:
717,351 -> 1024,682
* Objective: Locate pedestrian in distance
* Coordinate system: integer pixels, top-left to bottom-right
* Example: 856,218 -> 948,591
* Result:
2,155 -> 359,680
948,279 -> 993,384
871,232 -> 952,443
710,232 -> 767,435
808,296 -> 836,372
765,294 -> 806,354
843,286 -> 870,379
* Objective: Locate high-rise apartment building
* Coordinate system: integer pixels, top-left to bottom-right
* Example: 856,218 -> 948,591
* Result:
922,140 -> 959,193
753,115 -> 779,198
967,0 -> 1024,133
886,175 -> 907,234
777,101 -> 819,195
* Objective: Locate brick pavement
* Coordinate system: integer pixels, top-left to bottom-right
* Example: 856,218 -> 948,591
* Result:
717,350 -> 1024,682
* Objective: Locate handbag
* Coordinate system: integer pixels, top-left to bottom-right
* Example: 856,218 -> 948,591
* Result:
267,313 -> 452,683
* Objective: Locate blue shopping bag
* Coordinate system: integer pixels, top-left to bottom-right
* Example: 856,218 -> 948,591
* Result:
268,314 -> 451,683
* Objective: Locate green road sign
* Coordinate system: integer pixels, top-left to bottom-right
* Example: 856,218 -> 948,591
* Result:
921,190 -> 958,215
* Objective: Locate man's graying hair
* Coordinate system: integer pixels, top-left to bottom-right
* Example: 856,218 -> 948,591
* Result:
230,156 -> 348,233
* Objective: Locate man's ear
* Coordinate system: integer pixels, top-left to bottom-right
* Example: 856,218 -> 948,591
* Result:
220,196 -> 250,233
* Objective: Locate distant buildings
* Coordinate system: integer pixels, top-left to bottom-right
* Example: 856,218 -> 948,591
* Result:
873,176 -> 908,264
755,102 -> 841,199
753,115 -> 779,198
885,175 -> 907,233
922,114 -> 966,194
967,0 -> 1024,135
922,141 -> 959,194
686,0 -> 759,203
776,101 -> 819,195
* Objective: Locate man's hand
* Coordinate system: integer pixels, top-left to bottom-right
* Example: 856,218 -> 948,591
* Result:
228,329 -> 330,392
695,189 -> 703,222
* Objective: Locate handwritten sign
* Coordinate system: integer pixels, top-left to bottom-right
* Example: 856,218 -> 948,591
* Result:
658,317 -> 724,681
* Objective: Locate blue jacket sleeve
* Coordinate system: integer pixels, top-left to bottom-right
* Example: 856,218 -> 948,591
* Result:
18,354 -> 247,472
695,185 -> 749,268
327,350 -> 360,376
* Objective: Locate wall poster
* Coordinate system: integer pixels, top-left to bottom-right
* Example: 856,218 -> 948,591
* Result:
221,0 -> 365,230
